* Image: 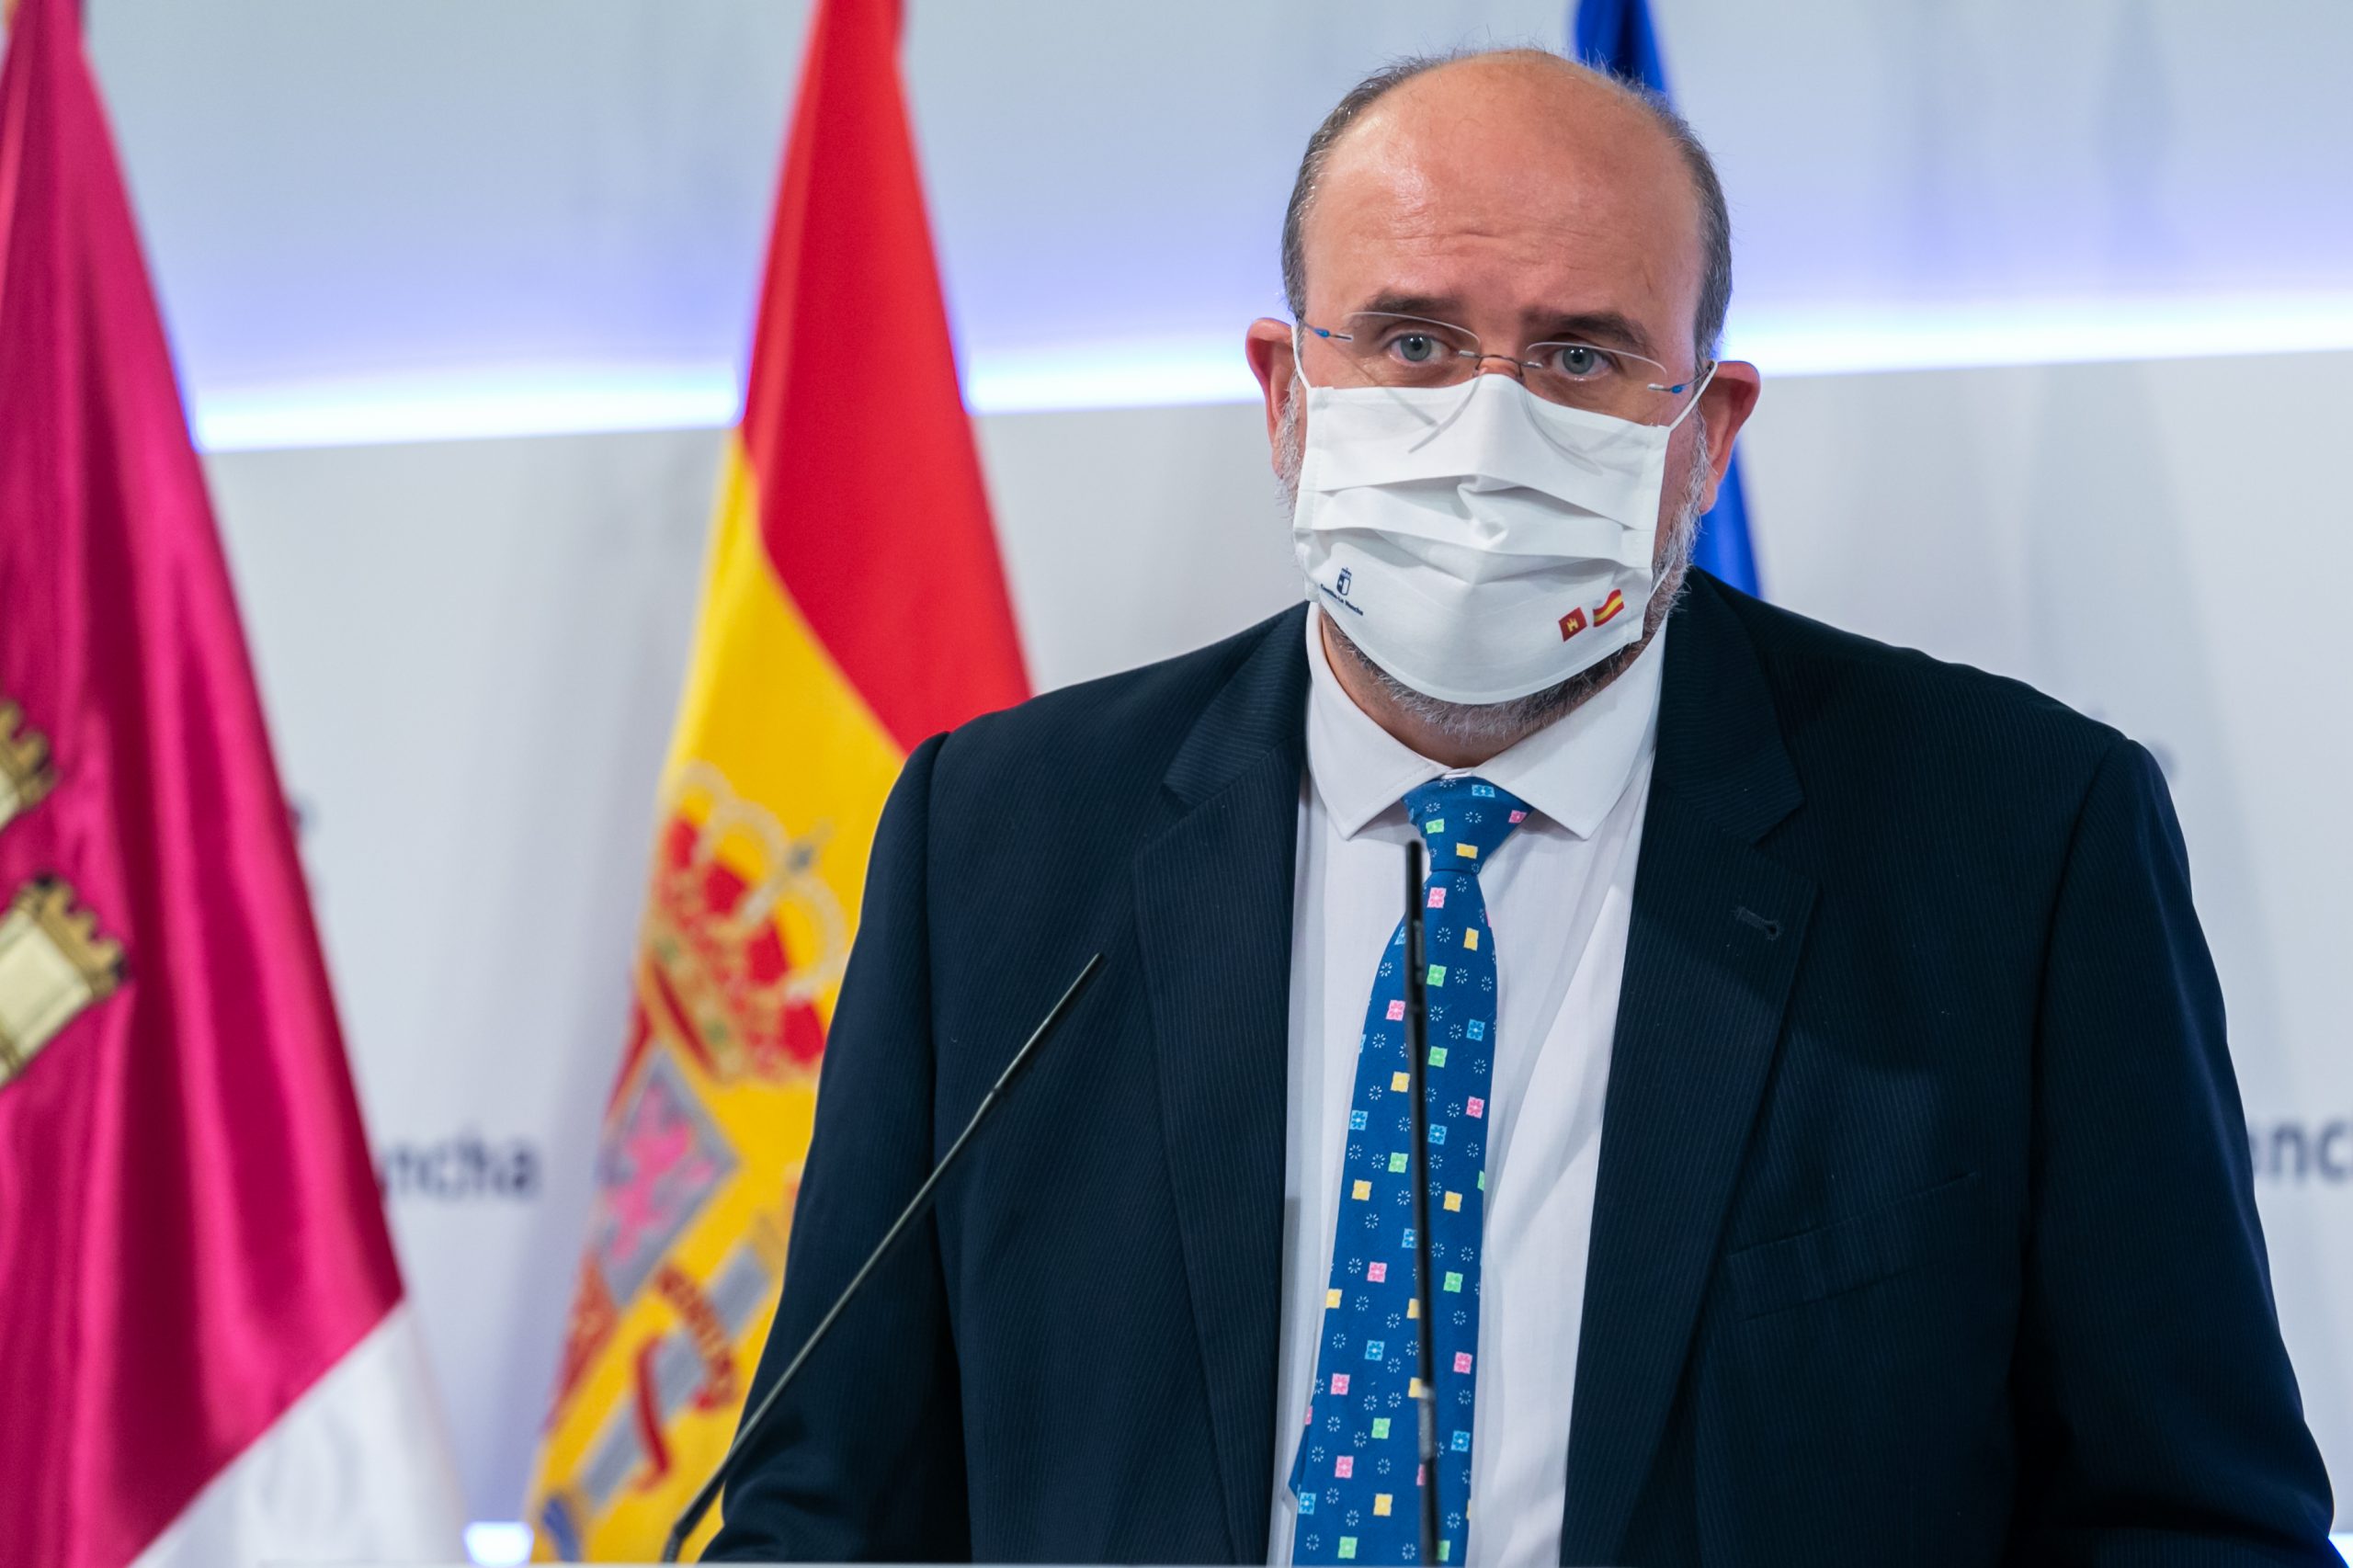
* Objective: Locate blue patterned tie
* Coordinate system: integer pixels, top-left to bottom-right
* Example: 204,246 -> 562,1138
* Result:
1290,775 -> 1531,1566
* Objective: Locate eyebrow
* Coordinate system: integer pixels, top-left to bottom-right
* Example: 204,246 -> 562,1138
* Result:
1531,311 -> 1659,360
1355,292 -> 1663,361
1360,290 -> 1468,323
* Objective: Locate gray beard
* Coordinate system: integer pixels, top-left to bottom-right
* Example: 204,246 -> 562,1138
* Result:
1277,381 -> 1713,756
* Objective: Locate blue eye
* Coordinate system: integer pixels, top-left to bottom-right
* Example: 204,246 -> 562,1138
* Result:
1394,334 -> 1439,364
1551,345 -> 1609,378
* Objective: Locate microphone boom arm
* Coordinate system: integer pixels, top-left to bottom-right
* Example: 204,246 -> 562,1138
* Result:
1404,842 -> 1441,1568
659,952 -> 1105,1562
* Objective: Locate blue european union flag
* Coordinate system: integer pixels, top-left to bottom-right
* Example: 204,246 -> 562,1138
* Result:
1572,0 -> 1759,597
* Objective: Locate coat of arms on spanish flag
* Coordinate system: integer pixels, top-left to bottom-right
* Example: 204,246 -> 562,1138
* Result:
521,0 -> 1028,1558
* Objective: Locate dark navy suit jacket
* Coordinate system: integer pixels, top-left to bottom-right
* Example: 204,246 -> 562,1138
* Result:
707,574 -> 2333,1565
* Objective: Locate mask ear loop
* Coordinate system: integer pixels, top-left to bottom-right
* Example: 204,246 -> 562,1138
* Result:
1512,377 -> 1609,473
1402,364 -> 1497,452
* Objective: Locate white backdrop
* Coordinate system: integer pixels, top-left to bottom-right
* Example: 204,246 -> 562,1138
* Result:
78,0 -> 2353,431
206,346 -> 2353,1521
38,0 -> 2343,1533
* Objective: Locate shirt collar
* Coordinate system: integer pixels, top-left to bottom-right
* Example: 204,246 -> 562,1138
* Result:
1303,607 -> 1665,841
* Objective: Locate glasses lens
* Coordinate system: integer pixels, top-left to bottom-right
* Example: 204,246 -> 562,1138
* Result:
1307,316 -> 1703,425
1522,340 -> 1687,423
1331,312 -> 1480,388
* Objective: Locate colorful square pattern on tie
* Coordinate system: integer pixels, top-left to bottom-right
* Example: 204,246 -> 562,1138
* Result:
1288,774 -> 1532,1565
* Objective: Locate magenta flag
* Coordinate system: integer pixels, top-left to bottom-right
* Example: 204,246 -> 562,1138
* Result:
0,1 -> 462,1563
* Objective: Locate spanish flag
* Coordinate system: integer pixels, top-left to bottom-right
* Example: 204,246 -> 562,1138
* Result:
521,0 -> 1028,1557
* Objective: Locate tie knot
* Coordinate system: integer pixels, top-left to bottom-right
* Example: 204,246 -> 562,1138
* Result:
1403,775 -> 1530,876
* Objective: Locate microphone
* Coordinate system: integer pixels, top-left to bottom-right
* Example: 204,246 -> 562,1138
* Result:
1403,843 -> 1440,1568
659,951 -> 1106,1562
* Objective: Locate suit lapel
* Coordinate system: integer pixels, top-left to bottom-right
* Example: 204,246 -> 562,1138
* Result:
1131,607 -> 1311,1562
1561,576 -> 1818,1562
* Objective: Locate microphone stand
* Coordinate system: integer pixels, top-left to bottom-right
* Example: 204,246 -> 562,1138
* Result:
657,952 -> 1104,1562
1404,843 -> 1441,1568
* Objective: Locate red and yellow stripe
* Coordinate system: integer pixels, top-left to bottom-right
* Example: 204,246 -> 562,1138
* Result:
524,0 -> 1024,1557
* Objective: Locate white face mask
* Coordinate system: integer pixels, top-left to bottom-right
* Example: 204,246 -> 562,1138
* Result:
1290,349 -> 1714,707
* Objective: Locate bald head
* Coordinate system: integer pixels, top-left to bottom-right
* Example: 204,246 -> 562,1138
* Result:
1279,49 -> 1731,366
1245,49 -> 1759,763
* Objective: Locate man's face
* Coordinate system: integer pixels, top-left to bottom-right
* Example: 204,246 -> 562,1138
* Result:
1247,55 -> 1759,551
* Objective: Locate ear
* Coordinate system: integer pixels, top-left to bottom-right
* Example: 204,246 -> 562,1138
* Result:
1245,317 -> 1300,472
1693,359 -> 1761,506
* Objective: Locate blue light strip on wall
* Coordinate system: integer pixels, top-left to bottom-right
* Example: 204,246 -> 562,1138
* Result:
190,292 -> 2353,453
1729,290 -> 2353,378
191,365 -> 742,453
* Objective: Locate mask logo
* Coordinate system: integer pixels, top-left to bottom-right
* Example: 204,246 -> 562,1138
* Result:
1292,366 -> 1710,705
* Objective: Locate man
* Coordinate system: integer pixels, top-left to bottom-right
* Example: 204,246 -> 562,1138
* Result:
708,50 -> 2333,1565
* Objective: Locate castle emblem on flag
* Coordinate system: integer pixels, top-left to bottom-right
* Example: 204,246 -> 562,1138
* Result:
0,696 -> 125,1087
1558,607 -> 1588,641
0,699 -> 57,831
593,1051 -> 739,1303
0,875 -> 125,1085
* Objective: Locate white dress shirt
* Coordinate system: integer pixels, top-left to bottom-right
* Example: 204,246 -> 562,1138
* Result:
1268,609 -> 1664,1567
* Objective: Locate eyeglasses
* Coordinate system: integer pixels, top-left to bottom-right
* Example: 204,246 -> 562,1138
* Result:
1299,312 -> 1709,426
